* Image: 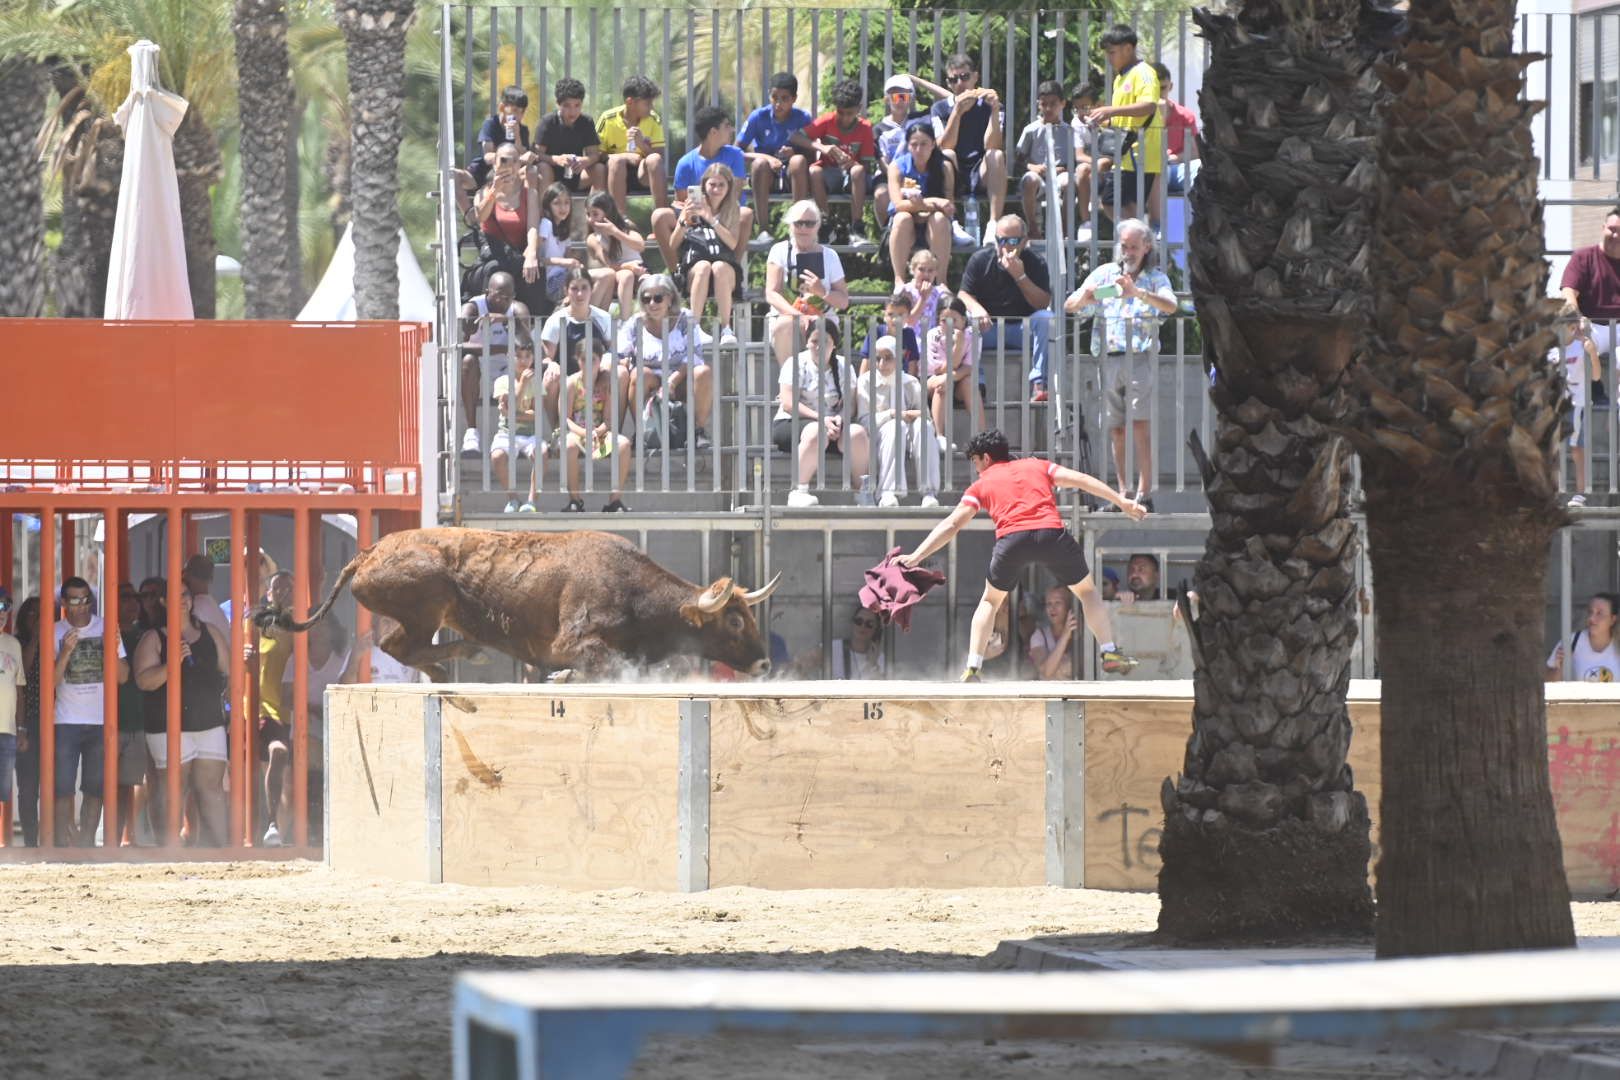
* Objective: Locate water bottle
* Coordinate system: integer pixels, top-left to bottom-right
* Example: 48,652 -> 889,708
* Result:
964,196 -> 980,240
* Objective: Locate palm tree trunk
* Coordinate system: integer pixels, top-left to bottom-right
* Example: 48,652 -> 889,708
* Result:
339,0 -> 416,320
234,0 -> 301,318
0,57 -> 46,316
56,107 -> 122,319
174,109 -> 222,319
1157,0 -> 1398,941
1354,0 -> 1575,957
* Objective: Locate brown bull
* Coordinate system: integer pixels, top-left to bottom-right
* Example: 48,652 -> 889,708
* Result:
257,528 -> 780,681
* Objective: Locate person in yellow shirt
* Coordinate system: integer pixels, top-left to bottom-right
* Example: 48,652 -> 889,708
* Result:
252,571 -> 296,847
1086,25 -> 1161,223
597,73 -> 670,215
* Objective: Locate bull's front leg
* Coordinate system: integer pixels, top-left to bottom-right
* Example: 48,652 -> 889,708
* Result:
546,634 -> 632,683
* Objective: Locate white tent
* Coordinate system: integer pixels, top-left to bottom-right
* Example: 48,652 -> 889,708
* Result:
297,223 -> 437,324
105,40 -> 192,319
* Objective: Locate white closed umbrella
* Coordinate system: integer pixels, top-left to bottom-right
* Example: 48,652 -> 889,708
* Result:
105,40 -> 192,319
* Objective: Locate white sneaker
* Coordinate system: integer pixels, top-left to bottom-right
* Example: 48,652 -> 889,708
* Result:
1569,493 -> 1588,508
1075,223 -> 1094,244
749,232 -> 775,252
460,427 -> 481,459
262,823 -> 282,848
920,492 -> 939,508
849,231 -> 877,251
786,487 -> 819,508
878,492 -> 900,508
950,221 -> 974,249
503,499 -> 519,514
719,326 -> 738,346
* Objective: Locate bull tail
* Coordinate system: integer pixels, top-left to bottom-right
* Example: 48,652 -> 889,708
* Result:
252,554 -> 364,634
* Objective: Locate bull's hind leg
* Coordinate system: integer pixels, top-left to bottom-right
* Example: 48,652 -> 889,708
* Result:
379,621 -> 487,683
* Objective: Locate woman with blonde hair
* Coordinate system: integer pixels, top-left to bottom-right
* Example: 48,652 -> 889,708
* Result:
669,162 -> 753,344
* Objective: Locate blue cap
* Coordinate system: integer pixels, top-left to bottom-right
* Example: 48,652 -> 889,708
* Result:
1102,567 -> 1120,583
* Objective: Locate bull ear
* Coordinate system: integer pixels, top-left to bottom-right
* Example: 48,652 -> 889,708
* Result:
678,602 -> 707,628
740,573 -> 782,606
695,577 -> 734,614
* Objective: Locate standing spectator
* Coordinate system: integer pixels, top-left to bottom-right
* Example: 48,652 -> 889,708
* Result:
858,335 -> 941,507
539,269 -> 623,430
561,352 -> 635,513
901,248 -> 952,341
182,556 -> 228,635
774,318 -> 872,507
493,341 -> 540,513
1016,81 -> 1078,241
958,215 -> 1054,402
926,296 -> 986,438
803,78 -> 878,249
1028,585 -> 1078,680
764,200 -> 851,361
14,596 -> 41,846
738,72 -> 814,248
1561,209 -> 1620,390
931,52 -> 1008,242
873,73 -> 948,231
655,108 -> 749,269
1555,318 -> 1602,507
53,577 -> 128,846
536,77 -> 606,195
253,571 -> 295,847
799,606 -> 887,679
0,588 -> 23,844
1122,553 -> 1165,602
858,290 -> 922,375
341,617 -> 423,685
1547,594 -> 1620,682
136,576 -> 167,632
1064,218 -> 1177,510
473,143 -> 546,313
1087,25 -> 1162,223
469,84 -> 533,190
584,192 -> 646,316
458,272 -> 534,459
597,74 -> 669,215
134,588 -> 229,847
667,163 -> 752,344
619,273 -> 715,450
114,582 -> 150,846
884,121 -> 956,286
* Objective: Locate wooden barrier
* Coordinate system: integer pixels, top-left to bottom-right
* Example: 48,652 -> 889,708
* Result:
325,682 -> 1620,896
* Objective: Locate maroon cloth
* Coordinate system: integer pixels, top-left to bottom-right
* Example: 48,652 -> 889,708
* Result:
1562,245 -> 1620,319
860,547 -> 946,632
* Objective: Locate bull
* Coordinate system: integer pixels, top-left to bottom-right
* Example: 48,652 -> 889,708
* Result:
255,528 -> 780,681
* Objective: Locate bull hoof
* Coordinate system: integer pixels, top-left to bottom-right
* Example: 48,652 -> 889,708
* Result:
546,668 -> 576,684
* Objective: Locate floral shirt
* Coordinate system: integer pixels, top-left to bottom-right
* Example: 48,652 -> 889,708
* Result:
1070,261 -> 1176,356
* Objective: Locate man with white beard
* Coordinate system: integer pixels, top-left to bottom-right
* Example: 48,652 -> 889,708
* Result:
1064,217 -> 1177,510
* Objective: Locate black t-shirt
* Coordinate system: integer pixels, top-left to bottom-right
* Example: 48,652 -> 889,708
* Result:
959,246 -> 1050,317
930,97 -> 1001,161
537,111 -> 600,158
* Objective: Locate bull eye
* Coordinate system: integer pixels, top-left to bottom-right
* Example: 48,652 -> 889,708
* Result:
726,612 -> 744,632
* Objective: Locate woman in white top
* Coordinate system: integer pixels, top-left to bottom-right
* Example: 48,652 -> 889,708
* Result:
1546,593 -> 1620,682
1028,585 -> 1078,680
773,317 -> 870,508
616,273 -> 714,447
801,606 -> 887,680
856,335 -> 940,507
764,200 -> 851,362
584,192 -> 646,317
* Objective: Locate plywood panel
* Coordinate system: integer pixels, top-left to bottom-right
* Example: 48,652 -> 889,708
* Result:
708,696 -> 1046,889
1548,703 -> 1620,896
437,694 -> 681,889
1082,699 -> 1186,891
327,687 -> 430,881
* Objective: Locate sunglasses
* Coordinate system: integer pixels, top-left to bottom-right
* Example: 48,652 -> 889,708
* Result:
790,219 -> 819,228
62,596 -> 92,608
946,72 -> 974,84
888,90 -> 912,100
852,616 -> 879,629
996,236 -> 1024,248
641,292 -> 669,303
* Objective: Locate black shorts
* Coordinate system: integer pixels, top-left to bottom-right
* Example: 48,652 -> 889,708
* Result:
1098,170 -> 1158,208
553,170 -> 592,195
772,417 -> 844,454
987,527 -> 1089,592
953,151 -> 985,196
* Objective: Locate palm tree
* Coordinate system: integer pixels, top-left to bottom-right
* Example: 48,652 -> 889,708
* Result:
234,0 -> 300,317
1156,0 -> 1399,941
0,54 -> 46,316
338,0 -> 416,319
1350,0 -> 1576,957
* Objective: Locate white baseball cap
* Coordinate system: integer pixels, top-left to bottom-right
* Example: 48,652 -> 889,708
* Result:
883,75 -> 913,94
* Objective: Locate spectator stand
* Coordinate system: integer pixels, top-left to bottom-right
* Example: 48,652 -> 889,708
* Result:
0,320 -> 426,858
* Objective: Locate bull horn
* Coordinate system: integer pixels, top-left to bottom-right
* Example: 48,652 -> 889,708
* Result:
740,573 -> 783,606
696,578 -> 734,614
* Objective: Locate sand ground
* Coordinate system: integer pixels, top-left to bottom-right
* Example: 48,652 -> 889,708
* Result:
1,861 -> 1615,1078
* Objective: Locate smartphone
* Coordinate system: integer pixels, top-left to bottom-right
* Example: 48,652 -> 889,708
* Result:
686,185 -> 702,205
1095,284 -> 1121,300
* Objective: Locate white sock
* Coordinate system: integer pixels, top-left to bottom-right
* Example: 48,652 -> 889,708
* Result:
1100,641 -> 1117,654
966,652 -> 985,669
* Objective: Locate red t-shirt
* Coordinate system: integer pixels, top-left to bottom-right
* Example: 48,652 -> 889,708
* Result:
960,457 -> 1065,538
1562,245 -> 1620,319
804,112 -> 876,167
1165,101 -> 1198,159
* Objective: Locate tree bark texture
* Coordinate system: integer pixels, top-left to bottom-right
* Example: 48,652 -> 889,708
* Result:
1158,0 -> 1399,942
0,58 -> 46,316
54,105 -> 121,319
1353,0 -> 1576,956
339,0 -> 415,320
234,0 -> 301,318
174,108 -> 222,319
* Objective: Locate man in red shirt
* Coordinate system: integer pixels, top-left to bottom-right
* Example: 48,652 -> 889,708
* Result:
898,429 -> 1148,681
804,78 -> 878,249
1562,209 -> 1620,406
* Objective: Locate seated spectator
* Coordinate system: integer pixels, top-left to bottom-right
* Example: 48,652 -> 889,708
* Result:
932,52 -> 1007,241
774,317 -> 871,507
858,290 -> 921,374
765,200 -> 851,361
1153,63 -> 1200,198
536,77 -> 605,195
655,105 -> 750,267
1556,315 -> 1601,507
1016,81 -> 1078,241
900,248 -> 952,341
493,340 -> 540,513
666,162 -> 753,343
926,296 -> 986,437
858,335 -> 940,508
1028,585 -> 1077,680
804,78 -> 877,249
1064,218 -> 1177,510
459,271 -> 534,459
536,181 -> 582,308
134,587 -> 229,847
1547,593 -> 1620,682
584,192 -> 646,315
958,215 -> 1054,402
873,73 -> 948,231
340,617 -> 423,685
1070,80 -> 1105,238
539,268 -> 623,429
470,84 -> 534,191
1099,566 -> 1121,602
798,605 -> 887,679
470,143 -> 545,313
618,273 -> 714,451
597,73 -> 669,214
1088,25 -> 1161,223
561,352 -> 634,513
884,120 -> 956,286
738,72 -> 813,249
